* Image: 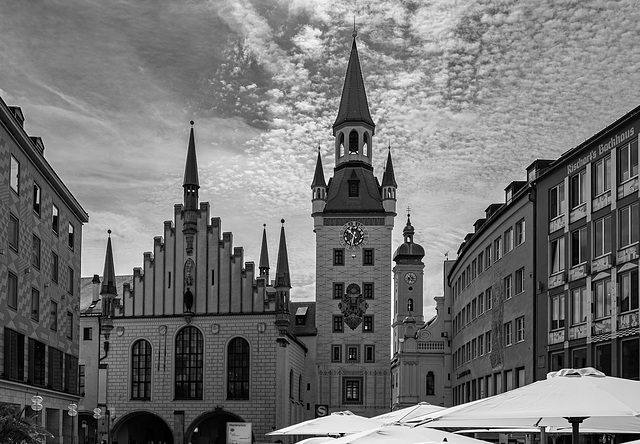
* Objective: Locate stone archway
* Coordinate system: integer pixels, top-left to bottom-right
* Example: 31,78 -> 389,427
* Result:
185,408 -> 252,444
111,411 -> 174,444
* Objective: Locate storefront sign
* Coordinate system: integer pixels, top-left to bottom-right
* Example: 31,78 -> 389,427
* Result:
227,422 -> 251,444
566,127 -> 635,175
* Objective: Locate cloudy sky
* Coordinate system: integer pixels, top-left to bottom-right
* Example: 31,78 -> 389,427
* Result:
3,0 -> 640,318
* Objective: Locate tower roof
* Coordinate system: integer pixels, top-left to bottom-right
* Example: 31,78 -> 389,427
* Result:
183,122 -> 199,187
332,31 -> 375,133
311,148 -> 327,188
100,230 -> 118,295
381,147 -> 398,187
259,224 -> 270,271
275,219 -> 291,288
393,214 -> 425,261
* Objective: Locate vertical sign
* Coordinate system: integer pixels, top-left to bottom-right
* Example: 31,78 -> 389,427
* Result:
227,422 -> 251,444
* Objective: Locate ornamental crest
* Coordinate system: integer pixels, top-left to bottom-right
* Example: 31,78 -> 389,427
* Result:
338,283 -> 369,330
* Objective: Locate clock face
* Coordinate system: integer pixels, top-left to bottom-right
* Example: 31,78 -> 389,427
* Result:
404,272 -> 417,285
339,221 -> 368,249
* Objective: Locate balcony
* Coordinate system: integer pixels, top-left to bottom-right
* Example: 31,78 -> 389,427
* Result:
617,176 -> 639,200
617,244 -> 639,265
568,264 -> 588,282
548,272 -> 565,289
569,204 -> 587,224
568,324 -> 587,340
548,329 -> 565,345
549,215 -> 565,233
618,311 -> 640,331
591,254 -> 612,273
592,317 -> 612,336
592,191 -> 611,212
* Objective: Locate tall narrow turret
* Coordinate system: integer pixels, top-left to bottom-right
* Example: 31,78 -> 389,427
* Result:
382,146 -> 398,214
259,224 -> 270,279
274,219 -> 291,335
311,147 -> 327,217
100,230 -> 117,339
182,121 -> 200,255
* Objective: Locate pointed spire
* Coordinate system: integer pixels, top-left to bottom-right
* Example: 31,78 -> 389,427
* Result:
100,230 -> 117,296
259,224 -> 270,274
332,30 -> 375,133
382,145 -> 398,187
403,212 -> 415,242
311,147 -> 327,188
183,121 -> 199,187
274,219 -> 291,288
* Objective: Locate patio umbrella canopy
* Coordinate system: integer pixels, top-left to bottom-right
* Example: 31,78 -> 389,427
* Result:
314,424 -> 493,444
418,368 -> 640,443
267,411 -> 384,436
373,402 -> 446,425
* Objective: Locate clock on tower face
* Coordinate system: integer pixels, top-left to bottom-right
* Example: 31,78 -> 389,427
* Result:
404,272 -> 417,285
339,221 -> 368,249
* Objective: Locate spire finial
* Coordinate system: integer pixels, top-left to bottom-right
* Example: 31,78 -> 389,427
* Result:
352,16 -> 357,38
281,218 -> 285,226
190,120 -> 194,126
107,229 -> 112,237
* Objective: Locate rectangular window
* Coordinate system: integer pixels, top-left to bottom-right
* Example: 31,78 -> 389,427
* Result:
478,293 -> 484,314
485,245 -> 492,268
551,352 -> 564,371
79,365 -> 86,394
333,248 -> 344,266
67,311 -> 73,339
571,287 -> 587,325
594,278 -> 612,319
51,252 -> 59,283
515,267 -> 525,294
52,204 -> 59,235
65,354 -> 79,394
494,237 -> 502,261
504,322 -> 513,346
8,271 -> 18,309
471,338 -> 477,359
346,345 -> 359,362
471,259 -> 477,280
549,182 -> 565,219
570,227 -> 587,267
68,267 -> 74,295
550,237 -> 565,274
31,288 -> 40,321
619,203 -> 639,248
620,338 -> 639,380
83,327 -> 93,341
471,298 -> 477,319
68,223 -> 75,250
515,219 -> 525,246
593,215 -> 612,258
593,155 -> 611,196
4,328 -> 25,381
478,334 -> 484,356
364,345 -> 375,363
332,315 -> 344,332
9,213 -> 19,251
32,183 -> 41,215
619,269 -> 639,313
343,377 -> 363,404
363,282 -> 374,299
333,282 -> 344,299
595,343 -> 612,375
516,316 -> 525,342
48,347 -> 64,390
32,234 -> 41,269
619,138 -> 639,183
485,331 -> 492,353
504,228 -> 513,254
50,300 -> 58,331
551,293 -> 565,330
331,345 -> 342,362
28,338 -> 46,387
10,155 -> 20,193
570,170 -> 586,209
363,315 -> 374,332
485,288 -> 492,311
504,275 -> 512,300
363,249 -> 374,266
478,252 -> 484,274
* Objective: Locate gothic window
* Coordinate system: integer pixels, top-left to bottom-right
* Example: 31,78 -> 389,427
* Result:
339,133 -> 345,157
227,337 -> 250,400
298,374 -> 303,401
289,369 -> 294,399
426,371 -> 435,395
363,133 -> 369,156
349,130 -> 359,153
175,326 -> 203,399
132,339 -> 152,400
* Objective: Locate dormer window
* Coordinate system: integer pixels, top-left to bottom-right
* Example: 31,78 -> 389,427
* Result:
349,130 -> 359,154
295,306 -> 308,326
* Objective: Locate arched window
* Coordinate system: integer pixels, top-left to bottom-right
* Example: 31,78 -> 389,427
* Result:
175,326 -> 203,399
363,133 -> 369,156
289,369 -> 294,399
131,339 -> 152,400
339,133 -> 345,157
349,130 -> 359,154
298,374 -> 303,401
407,298 -> 414,312
227,337 -> 250,400
426,371 -> 435,395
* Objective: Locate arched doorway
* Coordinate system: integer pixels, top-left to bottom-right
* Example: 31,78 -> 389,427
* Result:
77,413 -> 98,444
111,411 -> 174,444
185,408 -> 252,444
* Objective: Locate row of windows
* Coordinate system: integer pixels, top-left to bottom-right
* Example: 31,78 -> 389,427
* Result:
332,282 -> 375,299
333,248 -> 374,266
453,268 -> 525,336
550,203 -> 639,274
129,328 -> 250,400
392,371 -> 436,396
9,155 -> 76,249
550,269 -> 639,329
3,328 -> 78,393
550,139 -> 639,221
332,314 -> 375,333
454,367 -> 525,405
454,330 -> 492,369
453,218 -> 525,300
8,212 -> 76,293
7,271 -> 75,337
331,344 -> 375,363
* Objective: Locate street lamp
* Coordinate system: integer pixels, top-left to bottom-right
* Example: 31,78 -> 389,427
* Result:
31,395 -> 43,443
68,404 -> 78,444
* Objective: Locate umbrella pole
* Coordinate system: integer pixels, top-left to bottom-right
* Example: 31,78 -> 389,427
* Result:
565,417 -> 586,444
539,426 -> 546,444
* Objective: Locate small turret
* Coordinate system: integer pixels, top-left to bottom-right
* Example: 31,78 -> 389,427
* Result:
100,230 -> 118,340
274,219 -> 291,336
381,146 -> 397,214
259,224 -> 270,279
182,121 -> 200,255
311,147 -> 327,215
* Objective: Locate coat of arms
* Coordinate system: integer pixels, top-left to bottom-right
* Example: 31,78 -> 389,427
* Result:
338,283 -> 369,330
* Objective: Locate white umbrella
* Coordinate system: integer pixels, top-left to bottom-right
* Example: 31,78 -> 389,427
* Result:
314,424 -> 492,444
267,411 -> 384,436
418,368 -> 640,444
295,438 -> 337,444
373,402 -> 446,425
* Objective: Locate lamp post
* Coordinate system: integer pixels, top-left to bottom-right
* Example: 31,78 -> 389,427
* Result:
31,395 -> 43,443
68,403 -> 78,444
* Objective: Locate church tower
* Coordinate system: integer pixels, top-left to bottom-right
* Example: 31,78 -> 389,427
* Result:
311,28 -> 397,416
